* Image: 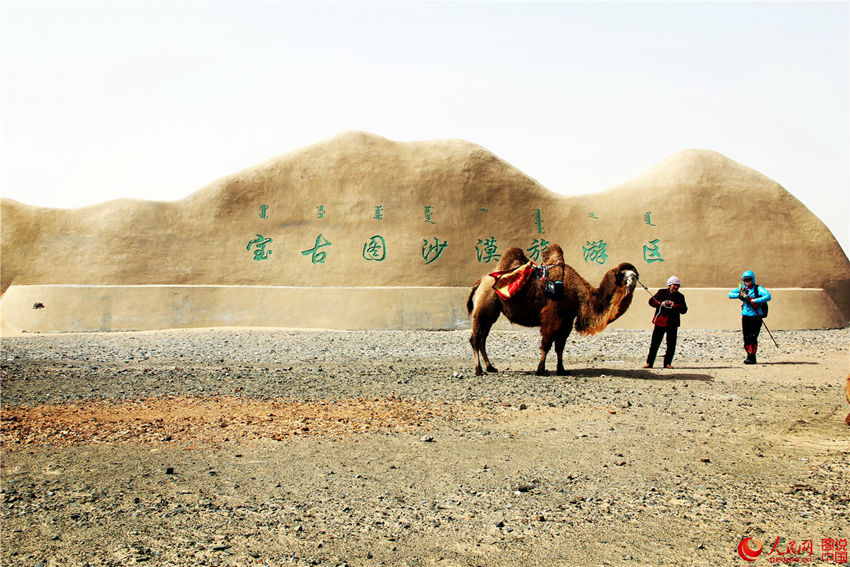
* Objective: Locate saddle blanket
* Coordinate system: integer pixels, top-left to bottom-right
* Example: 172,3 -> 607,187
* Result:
490,261 -> 536,300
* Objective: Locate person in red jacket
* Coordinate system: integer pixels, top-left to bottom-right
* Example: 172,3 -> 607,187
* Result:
643,276 -> 688,369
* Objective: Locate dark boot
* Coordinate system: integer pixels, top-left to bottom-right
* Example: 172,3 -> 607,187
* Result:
744,344 -> 758,364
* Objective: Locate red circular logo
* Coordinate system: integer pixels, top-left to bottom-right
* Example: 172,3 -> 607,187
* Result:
738,537 -> 763,561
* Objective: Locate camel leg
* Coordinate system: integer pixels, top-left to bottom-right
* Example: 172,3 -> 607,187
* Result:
554,330 -> 570,376
476,323 -> 498,376
468,324 -> 484,376
470,337 -> 484,376
469,282 -> 501,376
536,334 -> 553,376
537,305 -> 563,376
470,317 -> 498,376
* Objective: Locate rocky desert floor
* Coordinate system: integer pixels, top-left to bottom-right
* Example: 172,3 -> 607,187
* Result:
1,327 -> 848,566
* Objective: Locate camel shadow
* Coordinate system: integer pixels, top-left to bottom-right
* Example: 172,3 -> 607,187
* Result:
757,361 -> 818,366
677,366 -> 738,370
682,362 -> 817,369
517,367 -> 714,382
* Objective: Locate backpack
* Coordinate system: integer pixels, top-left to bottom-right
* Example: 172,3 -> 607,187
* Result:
754,287 -> 768,318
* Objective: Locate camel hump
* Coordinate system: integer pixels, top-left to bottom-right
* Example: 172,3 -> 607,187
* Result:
542,243 -> 564,265
495,247 -> 530,271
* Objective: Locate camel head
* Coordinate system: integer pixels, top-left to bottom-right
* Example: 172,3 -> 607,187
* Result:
613,262 -> 639,291
606,262 -> 639,326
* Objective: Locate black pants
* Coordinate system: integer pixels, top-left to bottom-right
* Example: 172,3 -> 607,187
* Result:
646,325 -> 678,367
742,316 -> 761,348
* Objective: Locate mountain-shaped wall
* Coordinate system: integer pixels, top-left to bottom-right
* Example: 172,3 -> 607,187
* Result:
2,131 -> 848,331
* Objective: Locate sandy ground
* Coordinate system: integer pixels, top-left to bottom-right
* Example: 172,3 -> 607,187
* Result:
1,327 -> 848,566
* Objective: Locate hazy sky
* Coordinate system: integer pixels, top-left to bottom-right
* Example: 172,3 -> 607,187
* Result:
2,1 -> 848,254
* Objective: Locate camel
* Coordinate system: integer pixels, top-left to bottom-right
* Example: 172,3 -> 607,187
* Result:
466,243 -> 638,376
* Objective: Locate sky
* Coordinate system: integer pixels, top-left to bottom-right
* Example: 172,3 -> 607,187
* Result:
2,1 -> 848,255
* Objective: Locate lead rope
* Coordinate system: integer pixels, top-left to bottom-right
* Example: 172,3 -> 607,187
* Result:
638,279 -> 665,322
636,278 -> 654,298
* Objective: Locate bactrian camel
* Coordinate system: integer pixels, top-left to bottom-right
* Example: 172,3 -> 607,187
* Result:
466,243 -> 638,376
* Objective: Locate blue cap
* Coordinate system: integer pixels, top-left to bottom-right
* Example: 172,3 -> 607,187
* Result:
742,270 -> 755,281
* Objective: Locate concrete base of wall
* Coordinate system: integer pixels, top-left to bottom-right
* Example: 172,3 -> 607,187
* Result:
1,285 -> 846,336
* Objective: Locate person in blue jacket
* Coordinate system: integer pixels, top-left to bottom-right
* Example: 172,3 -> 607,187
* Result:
728,270 -> 771,364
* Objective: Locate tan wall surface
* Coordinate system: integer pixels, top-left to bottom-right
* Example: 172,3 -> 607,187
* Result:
2,132 -> 848,332
1,285 -> 844,336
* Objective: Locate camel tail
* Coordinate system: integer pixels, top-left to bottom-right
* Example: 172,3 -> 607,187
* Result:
467,278 -> 482,315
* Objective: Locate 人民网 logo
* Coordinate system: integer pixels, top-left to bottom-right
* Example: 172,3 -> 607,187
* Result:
738,537 -> 764,561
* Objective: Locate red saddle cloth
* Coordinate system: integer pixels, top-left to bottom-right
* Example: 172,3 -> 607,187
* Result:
489,261 -> 536,300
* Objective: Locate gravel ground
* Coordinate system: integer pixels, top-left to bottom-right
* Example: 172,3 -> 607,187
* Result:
1,327 -> 849,566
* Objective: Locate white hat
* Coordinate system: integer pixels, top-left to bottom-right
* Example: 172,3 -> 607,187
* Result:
667,276 -> 681,286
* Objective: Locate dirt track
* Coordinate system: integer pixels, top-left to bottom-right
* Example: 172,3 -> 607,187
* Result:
1,327 -> 848,566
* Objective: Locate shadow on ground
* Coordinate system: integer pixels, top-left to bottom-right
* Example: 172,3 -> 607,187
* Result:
512,368 -> 715,382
